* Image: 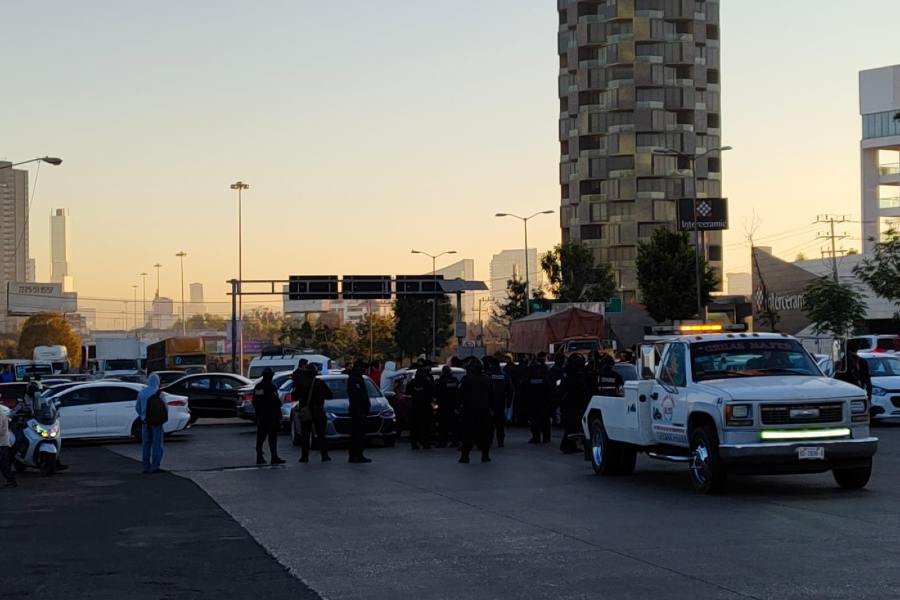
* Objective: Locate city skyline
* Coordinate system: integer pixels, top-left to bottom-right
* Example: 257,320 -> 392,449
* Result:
3,1 -> 900,328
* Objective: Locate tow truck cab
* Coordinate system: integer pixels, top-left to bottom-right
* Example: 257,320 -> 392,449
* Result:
582,326 -> 878,493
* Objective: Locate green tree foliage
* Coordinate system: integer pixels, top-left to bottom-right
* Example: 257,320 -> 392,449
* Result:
355,313 -> 398,363
241,307 -> 286,343
310,321 -> 358,361
540,242 -> 616,302
636,228 -> 717,323
393,296 -> 453,359
854,229 -> 900,309
803,278 -> 867,337
493,278 -> 528,328
171,313 -> 228,333
282,319 -> 316,349
17,312 -> 82,366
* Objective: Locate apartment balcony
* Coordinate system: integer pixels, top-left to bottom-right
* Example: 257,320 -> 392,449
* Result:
879,163 -> 900,176
879,196 -> 900,210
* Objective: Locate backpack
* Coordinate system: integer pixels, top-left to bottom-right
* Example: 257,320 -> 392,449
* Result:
145,393 -> 168,427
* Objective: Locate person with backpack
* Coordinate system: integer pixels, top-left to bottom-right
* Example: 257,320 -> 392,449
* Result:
135,373 -> 167,474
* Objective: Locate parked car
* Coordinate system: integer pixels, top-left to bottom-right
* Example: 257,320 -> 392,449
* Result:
152,370 -> 193,387
246,353 -> 331,379
848,335 -> 899,354
51,382 -> 191,440
161,373 -> 254,421
237,370 -> 295,423
283,374 -> 396,447
860,352 -> 900,423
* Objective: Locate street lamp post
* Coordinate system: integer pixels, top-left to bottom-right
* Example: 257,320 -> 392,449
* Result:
176,251 -> 187,336
153,263 -> 163,329
411,249 -> 457,360
652,145 -> 732,320
139,272 -> 148,333
132,285 -> 138,335
495,210 -> 555,314
477,296 -> 495,346
0,156 -> 62,170
230,181 -> 249,373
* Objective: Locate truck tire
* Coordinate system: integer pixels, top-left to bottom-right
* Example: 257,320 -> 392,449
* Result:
833,460 -> 872,490
689,425 -> 727,494
589,416 -> 619,476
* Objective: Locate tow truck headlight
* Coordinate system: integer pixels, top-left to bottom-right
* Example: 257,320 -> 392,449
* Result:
725,403 -> 753,426
850,399 -> 867,414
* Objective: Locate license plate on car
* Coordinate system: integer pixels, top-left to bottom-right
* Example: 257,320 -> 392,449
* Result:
797,446 -> 825,460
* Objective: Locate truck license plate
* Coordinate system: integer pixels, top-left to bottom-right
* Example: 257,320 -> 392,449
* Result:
797,446 -> 825,460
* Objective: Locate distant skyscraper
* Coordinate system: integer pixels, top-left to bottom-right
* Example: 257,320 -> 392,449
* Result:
490,249 -> 541,302
859,64 -> 900,251
0,162 -> 29,332
435,258 -> 476,320
50,208 -> 74,292
189,282 -> 206,316
558,0 -> 724,299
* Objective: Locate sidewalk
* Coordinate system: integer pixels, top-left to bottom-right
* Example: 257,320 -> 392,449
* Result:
0,446 -> 320,600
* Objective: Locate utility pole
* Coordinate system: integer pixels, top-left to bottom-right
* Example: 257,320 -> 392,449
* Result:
139,272 -> 148,334
815,215 -> 849,282
153,263 -> 162,329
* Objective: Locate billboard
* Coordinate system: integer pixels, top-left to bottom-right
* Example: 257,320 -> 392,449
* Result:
677,197 -> 729,231
6,282 -> 77,316
342,276 -> 392,300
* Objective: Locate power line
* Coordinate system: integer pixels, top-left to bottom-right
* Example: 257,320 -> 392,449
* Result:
815,214 -> 850,282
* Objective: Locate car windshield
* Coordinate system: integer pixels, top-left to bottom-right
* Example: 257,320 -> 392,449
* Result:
566,341 -> 598,352
691,339 -> 819,382
105,359 -> 138,371
865,356 -> 900,376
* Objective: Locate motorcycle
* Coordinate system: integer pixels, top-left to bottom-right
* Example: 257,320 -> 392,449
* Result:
9,398 -> 62,476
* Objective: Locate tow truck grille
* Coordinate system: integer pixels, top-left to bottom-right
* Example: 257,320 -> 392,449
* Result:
760,402 -> 843,425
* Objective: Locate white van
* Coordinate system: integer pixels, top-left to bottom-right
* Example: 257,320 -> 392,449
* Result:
246,354 -> 331,379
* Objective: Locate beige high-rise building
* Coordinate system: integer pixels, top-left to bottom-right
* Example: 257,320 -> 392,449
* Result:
490,249 -> 541,302
0,162 -> 29,332
50,208 -> 74,292
860,64 -> 900,250
558,0 -> 724,300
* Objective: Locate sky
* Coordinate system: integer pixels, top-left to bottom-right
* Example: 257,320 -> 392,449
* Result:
3,1 -> 900,327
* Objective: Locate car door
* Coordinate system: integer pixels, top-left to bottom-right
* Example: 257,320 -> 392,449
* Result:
95,385 -> 140,437
183,376 -> 215,414
214,376 -> 244,414
57,388 -> 101,438
651,343 -> 689,447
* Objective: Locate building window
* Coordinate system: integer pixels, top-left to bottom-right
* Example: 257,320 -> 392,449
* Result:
863,110 -> 900,140
708,245 -> 723,261
707,113 -> 720,128
590,202 -> 607,222
707,69 -> 720,84
653,200 -> 676,221
581,225 -> 604,240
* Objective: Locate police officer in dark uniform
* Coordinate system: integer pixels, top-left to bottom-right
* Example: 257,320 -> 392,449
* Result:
559,354 -> 590,454
597,354 -> 624,396
521,356 -> 552,444
484,357 -> 510,448
434,366 -> 460,448
406,365 -> 435,450
253,368 -> 285,465
293,363 -> 333,463
347,360 -> 372,463
835,349 -> 873,399
458,359 -> 494,463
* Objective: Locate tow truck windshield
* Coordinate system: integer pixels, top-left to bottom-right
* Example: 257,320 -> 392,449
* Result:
690,339 -> 820,382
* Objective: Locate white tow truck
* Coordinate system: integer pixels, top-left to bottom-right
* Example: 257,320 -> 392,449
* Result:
582,326 -> 878,493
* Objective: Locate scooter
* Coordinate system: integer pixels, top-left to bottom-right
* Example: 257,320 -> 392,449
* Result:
9,400 -> 61,476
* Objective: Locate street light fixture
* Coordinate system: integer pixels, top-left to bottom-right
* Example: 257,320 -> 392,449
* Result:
175,251 -> 187,336
230,181 -> 249,371
0,156 -> 62,170
495,210 -> 555,314
132,285 -> 139,334
139,272 -> 148,333
411,249 -> 457,360
652,145 -> 732,319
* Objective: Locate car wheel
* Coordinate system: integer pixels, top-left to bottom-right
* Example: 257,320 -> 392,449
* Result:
689,425 -> 727,494
833,460 -> 872,490
382,435 -> 396,448
291,420 -> 302,447
131,420 -> 143,442
589,416 -> 618,476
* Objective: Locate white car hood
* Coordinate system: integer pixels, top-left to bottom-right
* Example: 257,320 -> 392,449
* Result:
871,376 -> 900,392
697,375 -> 864,402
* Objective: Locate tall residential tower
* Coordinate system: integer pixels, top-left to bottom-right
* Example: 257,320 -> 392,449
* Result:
0,162 -> 29,332
50,208 -> 74,292
558,0 -> 723,299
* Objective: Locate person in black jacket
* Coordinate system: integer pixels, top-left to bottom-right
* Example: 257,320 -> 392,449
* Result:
559,354 -> 590,454
253,368 -> 285,465
484,357 -> 509,448
458,359 -> 494,463
835,350 -> 873,399
520,357 -> 553,444
597,354 -> 624,397
293,364 -> 333,463
434,366 -> 460,448
347,361 -> 372,463
406,366 -> 435,450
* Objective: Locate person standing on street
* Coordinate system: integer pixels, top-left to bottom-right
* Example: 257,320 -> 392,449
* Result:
521,356 -> 553,444
835,349 -> 873,399
597,354 -> 624,397
434,366 -> 460,448
485,357 -> 509,448
347,360 -> 372,463
559,355 -> 590,455
407,365 -> 435,450
0,405 -> 17,488
253,368 -> 285,465
293,364 -> 333,463
458,359 -> 494,463
135,373 -> 167,473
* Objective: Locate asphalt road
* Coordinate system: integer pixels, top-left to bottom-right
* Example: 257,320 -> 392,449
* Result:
0,444 -> 320,600
98,420 -> 900,600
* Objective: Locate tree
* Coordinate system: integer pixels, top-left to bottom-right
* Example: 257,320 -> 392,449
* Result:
282,319 -> 316,349
393,296 -> 453,360
854,229 -> 900,309
171,313 -> 228,333
636,228 -> 718,323
492,278 -> 528,328
355,313 -> 398,363
17,312 -> 82,367
540,242 -> 616,302
241,307 -> 286,343
803,278 -> 867,337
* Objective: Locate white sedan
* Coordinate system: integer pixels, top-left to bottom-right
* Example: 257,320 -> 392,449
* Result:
860,352 -> 900,423
51,382 -> 191,440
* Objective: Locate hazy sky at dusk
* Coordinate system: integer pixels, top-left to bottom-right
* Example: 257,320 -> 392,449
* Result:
3,1 -> 899,325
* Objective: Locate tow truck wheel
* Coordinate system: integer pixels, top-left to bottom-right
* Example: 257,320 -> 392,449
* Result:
589,416 -> 618,476
833,459 -> 872,490
689,425 -> 726,494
